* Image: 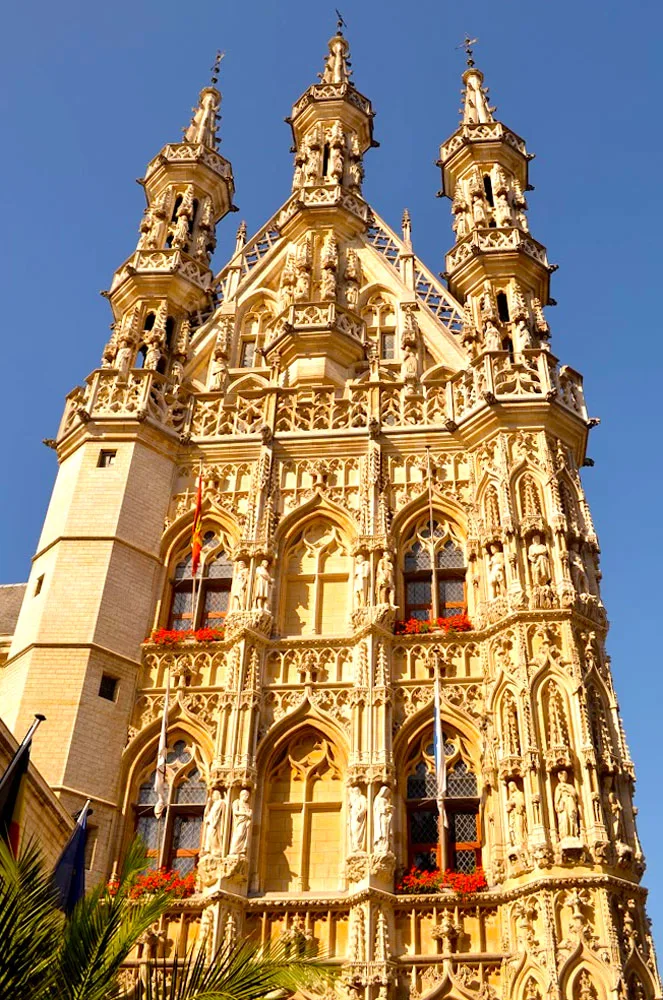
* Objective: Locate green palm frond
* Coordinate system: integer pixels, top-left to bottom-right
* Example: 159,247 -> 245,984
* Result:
49,840 -> 172,1000
138,937 -> 333,1000
0,837 -> 63,998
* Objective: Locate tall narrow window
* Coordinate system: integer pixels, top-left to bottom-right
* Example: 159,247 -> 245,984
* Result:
497,291 -> 510,323
168,532 -> 233,631
322,143 -> 331,176
483,174 -> 494,206
403,516 -> 466,621
405,731 -> 480,873
240,341 -> 256,368
362,295 -> 397,362
283,518 -> 349,636
134,741 -> 206,871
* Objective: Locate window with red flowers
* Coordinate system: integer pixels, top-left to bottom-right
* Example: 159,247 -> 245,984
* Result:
168,531 -> 234,631
405,731 -> 481,874
402,517 -> 466,621
134,740 -> 207,873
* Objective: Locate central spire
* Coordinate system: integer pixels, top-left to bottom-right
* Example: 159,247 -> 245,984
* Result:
286,25 -> 376,201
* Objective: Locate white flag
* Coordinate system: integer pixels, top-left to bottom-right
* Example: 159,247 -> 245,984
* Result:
154,669 -> 170,820
433,676 -> 448,827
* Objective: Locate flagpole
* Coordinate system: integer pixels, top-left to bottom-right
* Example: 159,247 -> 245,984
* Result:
434,674 -> 448,873
154,669 -> 171,866
1,714 -> 46,787
191,460 -> 204,630
425,447 -> 438,621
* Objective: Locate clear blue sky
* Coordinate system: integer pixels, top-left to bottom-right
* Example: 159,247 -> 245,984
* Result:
1,0 -> 662,941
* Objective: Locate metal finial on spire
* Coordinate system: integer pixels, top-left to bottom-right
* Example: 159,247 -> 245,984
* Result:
210,50 -> 225,86
457,35 -> 478,68
335,9 -> 347,34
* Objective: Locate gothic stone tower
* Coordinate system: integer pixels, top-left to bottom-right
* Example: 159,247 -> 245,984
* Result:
1,31 -> 660,1000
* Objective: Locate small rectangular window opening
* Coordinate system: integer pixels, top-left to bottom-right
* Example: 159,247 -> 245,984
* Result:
99,674 -> 119,701
34,574 -> 44,596
97,450 -> 117,468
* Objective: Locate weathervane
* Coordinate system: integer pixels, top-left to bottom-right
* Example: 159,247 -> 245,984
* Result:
210,50 -> 225,86
335,8 -> 347,34
457,35 -> 478,68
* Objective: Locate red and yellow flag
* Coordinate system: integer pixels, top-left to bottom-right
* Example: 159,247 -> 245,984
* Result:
191,473 -> 203,576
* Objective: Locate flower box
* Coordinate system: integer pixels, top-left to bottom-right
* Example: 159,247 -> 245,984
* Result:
108,868 -> 197,900
146,627 -> 225,645
394,613 -> 473,636
395,866 -> 487,895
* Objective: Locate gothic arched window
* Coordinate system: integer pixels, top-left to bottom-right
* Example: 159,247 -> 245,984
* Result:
238,307 -> 271,368
405,731 -> 480,873
134,740 -> 207,872
362,295 -> 397,360
168,531 -> 234,631
402,516 -> 466,621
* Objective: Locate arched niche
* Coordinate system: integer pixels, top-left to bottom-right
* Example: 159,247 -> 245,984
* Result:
259,726 -> 345,893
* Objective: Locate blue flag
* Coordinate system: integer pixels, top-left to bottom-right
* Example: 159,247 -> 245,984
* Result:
53,800 -> 91,914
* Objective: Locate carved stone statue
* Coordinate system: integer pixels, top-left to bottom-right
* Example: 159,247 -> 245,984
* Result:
607,790 -> 625,844
484,320 -> 502,352
349,785 -> 367,853
569,542 -> 590,595
201,788 -> 226,855
353,554 -> 370,608
208,349 -> 228,392
253,560 -> 273,612
528,534 -> 552,587
513,318 -> 533,354
116,338 -> 134,376
228,788 -> 252,857
494,191 -> 512,228
144,341 -> 161,371
401,344 -> 418,382
488,543 -> 506,598
373,785 -> 393,853
506,781 -> 527,850
320,266 -> 337,301
230,560 -> 249,612
376,552 -> 395,605
554,770 -> 580,842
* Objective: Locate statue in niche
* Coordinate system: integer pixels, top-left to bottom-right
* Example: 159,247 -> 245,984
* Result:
554,770 -> 580,842
201,788 -> 226,855
230,560 -> 249,612
294,259 -> 311,302
373,785 -> 394,853
376,552 -> 395,605
208,349 -> 228,392
228,788 -> 252,857
480,279 -> 497,323
401,344 -> 419,382
349,785 -> 367,853
303,134 -> 321,184
329,134 -> 344,183
607,789 -> 626,844
354,554 -> 370,608
171,211 -> 190,251
513,317 -> 533,354
488,543 -> 506,598
253,560 -> 273,612
506,780 -> 527,850
484,319 -> 502,352
144,341 -> 161,371
528,534 -> 552,586
569,541 -> 590,595
116,337 -> 134,376
494,190 -> 512,228
320,266 -> 337,301
471,190 -> 488,228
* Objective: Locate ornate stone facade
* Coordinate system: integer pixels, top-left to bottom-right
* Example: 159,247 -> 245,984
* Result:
0,30 -> 659,1000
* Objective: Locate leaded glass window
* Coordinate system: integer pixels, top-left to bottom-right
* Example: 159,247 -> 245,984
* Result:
168,535 -> 234,631
133,743 -> 207,872
402,518 -> 466,620
405,729 -> 481,874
